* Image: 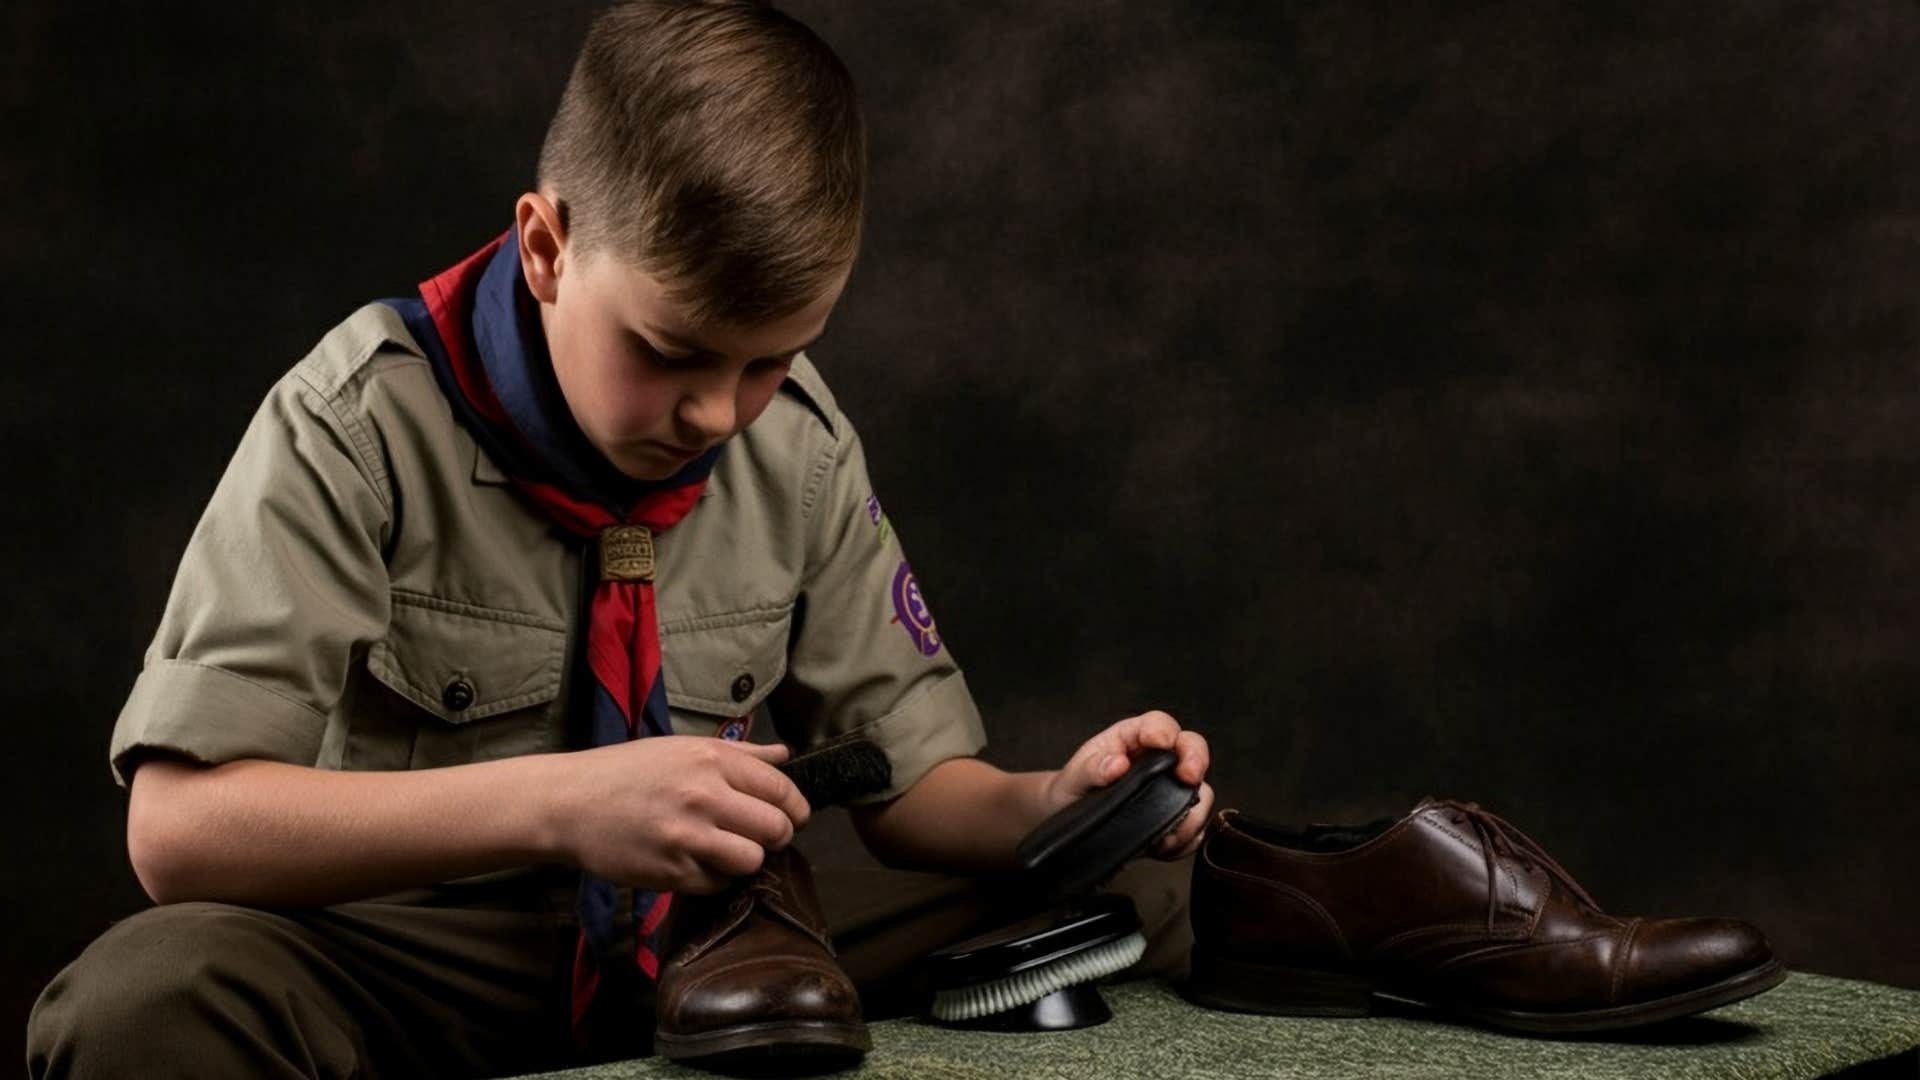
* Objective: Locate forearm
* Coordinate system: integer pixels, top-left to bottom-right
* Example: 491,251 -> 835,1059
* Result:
851,756 -> 1060,874
127,755 -> 570,908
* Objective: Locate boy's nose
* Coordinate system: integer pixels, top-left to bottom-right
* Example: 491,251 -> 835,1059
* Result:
677,379 -> 738,442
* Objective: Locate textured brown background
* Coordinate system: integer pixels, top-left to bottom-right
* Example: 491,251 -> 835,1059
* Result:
6,0 -> 1918,1067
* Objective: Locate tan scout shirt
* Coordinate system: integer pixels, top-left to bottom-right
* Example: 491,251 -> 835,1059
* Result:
111,303 -> 986,804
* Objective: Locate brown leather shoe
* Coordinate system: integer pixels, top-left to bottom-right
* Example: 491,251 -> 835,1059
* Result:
1187,800 -> 1786,1033
653,846 -> 870,1065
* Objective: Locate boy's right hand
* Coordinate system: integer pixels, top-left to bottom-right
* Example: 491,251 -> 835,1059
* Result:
555,735 -> 808,895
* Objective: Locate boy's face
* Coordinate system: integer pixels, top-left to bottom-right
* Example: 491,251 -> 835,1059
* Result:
519,194 -> 847,483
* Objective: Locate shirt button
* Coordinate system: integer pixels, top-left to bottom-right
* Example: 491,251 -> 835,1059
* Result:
442,677 -> 476,712
730,673 -> 755,703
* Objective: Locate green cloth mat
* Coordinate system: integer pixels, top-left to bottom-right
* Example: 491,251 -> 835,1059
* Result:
518,973 -> 1920,1079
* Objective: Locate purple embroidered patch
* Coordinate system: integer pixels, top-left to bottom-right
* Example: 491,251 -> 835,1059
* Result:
890,560 -> 942,656
866,493 -> 883,526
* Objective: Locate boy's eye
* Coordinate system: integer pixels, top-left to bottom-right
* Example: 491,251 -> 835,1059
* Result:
630,332 -> 795,373
632,334 -> 699,369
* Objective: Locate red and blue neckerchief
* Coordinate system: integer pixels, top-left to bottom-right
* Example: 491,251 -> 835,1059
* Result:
385,229 -> 724,1043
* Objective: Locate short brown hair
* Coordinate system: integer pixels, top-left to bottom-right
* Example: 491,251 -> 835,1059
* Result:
537,0 -> 866,327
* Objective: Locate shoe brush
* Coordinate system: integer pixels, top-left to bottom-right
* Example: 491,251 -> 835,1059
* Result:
923,749 -> 1199,1031
778,737 -> 892,809
927,894 -> 1146,1029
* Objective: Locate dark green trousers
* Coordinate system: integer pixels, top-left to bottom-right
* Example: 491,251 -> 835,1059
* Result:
26,848 -> 1193,1079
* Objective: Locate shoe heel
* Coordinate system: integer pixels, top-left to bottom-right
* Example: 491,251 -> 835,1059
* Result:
1183,947 -> 1374,1017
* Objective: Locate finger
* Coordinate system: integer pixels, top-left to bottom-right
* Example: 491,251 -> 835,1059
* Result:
1154,811 -> 1196,858
731,740 -> 791,765
1124,709 -> 1181,753
1077,745 -> 1134,793
1155,800 -> 1207,859
718,749 -> 811,829
708,786 -> 798,852
687,826 -> 768,882
1083,716 -> 1183,792
1157,782 -> 1215,858
672,861 -> 738,896
1062,730 -> 1117,777
1050,729 -> 1115,802
1173,729 -> 1210,786
618,845 -> 734,895
1063,717 -> 1145,787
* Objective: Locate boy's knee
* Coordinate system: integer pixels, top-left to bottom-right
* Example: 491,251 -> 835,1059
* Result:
28,903 -> 349,1079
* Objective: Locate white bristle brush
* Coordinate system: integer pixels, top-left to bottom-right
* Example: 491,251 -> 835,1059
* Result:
929,930 -> 1147,1022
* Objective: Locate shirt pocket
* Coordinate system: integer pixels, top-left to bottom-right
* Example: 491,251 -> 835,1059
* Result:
661,605 -> 791,739
357,590 -> 568,768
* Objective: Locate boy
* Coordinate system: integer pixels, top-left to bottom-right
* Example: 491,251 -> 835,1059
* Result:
26,2 -> 1213,1076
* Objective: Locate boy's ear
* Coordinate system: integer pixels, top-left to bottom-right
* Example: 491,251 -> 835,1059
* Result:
516,191 -> 567,304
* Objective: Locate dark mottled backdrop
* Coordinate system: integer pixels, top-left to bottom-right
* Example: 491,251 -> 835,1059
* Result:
5,0 -> 1917,1067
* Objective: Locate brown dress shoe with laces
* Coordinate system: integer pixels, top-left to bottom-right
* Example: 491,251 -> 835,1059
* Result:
1187,800 -> 1785,1033
653,846 -> 870,1065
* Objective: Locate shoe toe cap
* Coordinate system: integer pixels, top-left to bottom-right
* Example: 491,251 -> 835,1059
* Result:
668,957 -> 863,1032
1622,917 -> 1774,1002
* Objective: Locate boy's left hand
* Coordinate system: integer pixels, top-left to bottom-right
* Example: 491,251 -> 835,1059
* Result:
1041,709 -> 1215,860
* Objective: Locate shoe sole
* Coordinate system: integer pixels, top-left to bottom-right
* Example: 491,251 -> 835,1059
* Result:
654,1018 -> 871,1066
1437,959 -> 1789,1034
1184,949 -> 1790,1034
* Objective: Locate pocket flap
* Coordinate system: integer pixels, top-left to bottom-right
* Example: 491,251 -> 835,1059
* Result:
661,607 -> 790,717
367,592 -> 566,724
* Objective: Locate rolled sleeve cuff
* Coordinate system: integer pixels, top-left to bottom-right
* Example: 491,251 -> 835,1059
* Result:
846,670 -> 988,805
109,659 -> 328,787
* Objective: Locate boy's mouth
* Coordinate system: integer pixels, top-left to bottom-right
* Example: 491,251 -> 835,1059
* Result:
647,440 -> 705,461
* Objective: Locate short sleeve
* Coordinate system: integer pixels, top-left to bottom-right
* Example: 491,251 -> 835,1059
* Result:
109,370 -> 393,786
767,418 -> 987,804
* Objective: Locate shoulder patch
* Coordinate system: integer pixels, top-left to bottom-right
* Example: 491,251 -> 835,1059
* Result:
890,561 -> 943,656
778,352 -> 840,436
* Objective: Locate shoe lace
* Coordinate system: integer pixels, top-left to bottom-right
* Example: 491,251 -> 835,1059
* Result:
680,860 -> 831,963
1432,800 -> 1601,930
740,860 -> 836,953
744,863 -> 789,909
710,862 -> 789,930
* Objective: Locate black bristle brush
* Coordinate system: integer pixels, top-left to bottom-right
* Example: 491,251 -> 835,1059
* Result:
777,738 -> 892,809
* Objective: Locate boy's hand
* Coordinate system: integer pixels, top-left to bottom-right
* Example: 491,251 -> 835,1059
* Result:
556,736 -> 809,894
1040,710 -> 1215,860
